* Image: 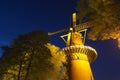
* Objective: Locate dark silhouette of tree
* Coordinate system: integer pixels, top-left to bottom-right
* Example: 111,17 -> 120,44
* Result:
0,30 -> 67,80
76,0 -> 120,47
0,30 -> 52,80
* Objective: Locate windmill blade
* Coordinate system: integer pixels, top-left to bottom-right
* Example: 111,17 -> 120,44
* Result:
48,28 -> 69,36
75,22 -> 91,31
48,22 -> 91,36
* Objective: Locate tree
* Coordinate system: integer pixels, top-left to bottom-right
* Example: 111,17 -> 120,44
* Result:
76,0 -> 120,47
0,30 -> 51,80
0,30 -> 67,80
45,43 -> 67,80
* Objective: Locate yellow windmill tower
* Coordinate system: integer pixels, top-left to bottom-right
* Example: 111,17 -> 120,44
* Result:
48,13 -> 97,80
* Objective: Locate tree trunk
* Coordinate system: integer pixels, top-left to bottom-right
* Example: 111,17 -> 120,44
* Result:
17,62 -> 22,80
24,49 -> 34,80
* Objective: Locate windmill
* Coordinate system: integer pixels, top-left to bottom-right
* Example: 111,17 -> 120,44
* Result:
48,13 -> 90,46
48,13 -> 97,80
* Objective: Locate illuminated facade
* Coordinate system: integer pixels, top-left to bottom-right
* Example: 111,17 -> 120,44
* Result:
60,13 -> 98,80
48,13 -> 98,80
61,32 -> 97,80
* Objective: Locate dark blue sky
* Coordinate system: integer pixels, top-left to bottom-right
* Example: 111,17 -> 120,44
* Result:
0,0 -> 120,80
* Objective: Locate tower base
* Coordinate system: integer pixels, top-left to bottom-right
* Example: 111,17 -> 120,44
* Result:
61,45 -> 97,80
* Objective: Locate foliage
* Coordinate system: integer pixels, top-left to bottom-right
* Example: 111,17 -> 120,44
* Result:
76,0 -> 120,48
45,43 -> 67,80
0,30 -> 67,80
0,30 -> 50,80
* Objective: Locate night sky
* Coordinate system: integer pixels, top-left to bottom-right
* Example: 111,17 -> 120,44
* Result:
0,0 -> 120,80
